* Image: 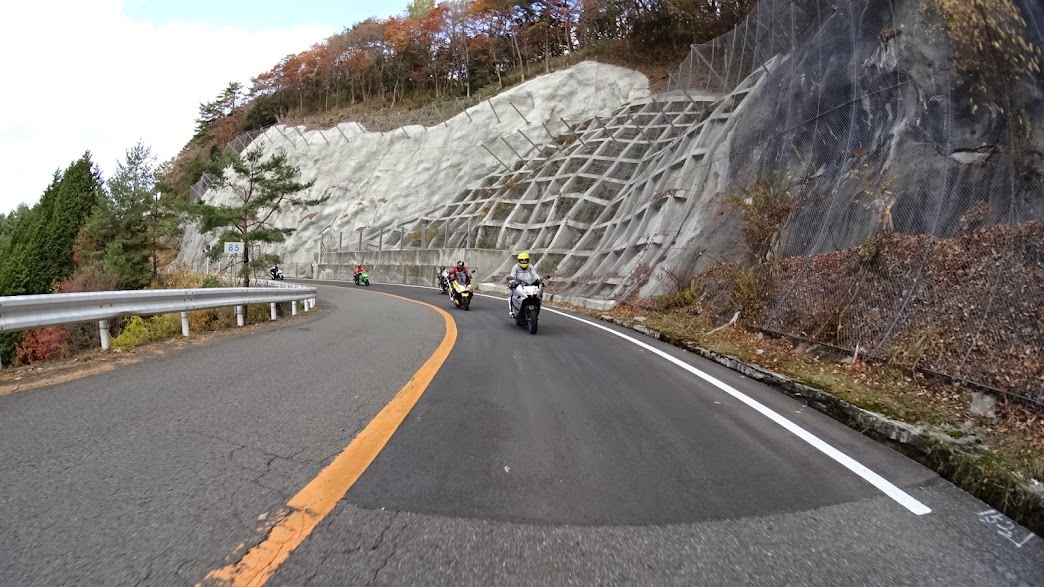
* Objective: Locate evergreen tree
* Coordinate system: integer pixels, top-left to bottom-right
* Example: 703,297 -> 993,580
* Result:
186,148 -> 324,286
0,203 -> 30,259
194,81 -> 245,138
0,154 -> 101,366
81,142 -> 181,288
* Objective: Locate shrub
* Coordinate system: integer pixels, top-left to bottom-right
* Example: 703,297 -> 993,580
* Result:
111,314 -> 180,349
200,275 -> 222,288
858,233 -> 881,265
731,265 -> 773,322
655,265 -> 701,310
726,174 -> 796,262
14,327 -> 69,366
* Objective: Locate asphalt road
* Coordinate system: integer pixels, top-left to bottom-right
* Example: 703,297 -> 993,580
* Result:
0,281 -> 1041,586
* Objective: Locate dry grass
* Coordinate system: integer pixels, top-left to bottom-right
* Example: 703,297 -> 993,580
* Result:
603,301 -> 1044,491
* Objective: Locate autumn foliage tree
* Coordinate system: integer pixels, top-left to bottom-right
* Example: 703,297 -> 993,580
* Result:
236,0 -> 756,119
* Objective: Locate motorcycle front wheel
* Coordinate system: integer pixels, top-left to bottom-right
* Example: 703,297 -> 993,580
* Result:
526,307 -> 538,334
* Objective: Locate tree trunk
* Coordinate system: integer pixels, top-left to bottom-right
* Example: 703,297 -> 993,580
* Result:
513,33 -> 525,82
243,244 -> 250,287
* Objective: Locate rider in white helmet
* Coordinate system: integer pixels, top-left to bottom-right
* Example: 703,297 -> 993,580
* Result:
506,252 -> 540,318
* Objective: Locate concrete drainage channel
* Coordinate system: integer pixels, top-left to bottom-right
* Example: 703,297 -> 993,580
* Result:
591,313 -> 1044,537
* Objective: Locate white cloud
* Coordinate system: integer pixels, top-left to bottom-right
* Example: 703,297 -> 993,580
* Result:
0,0 -> 332,213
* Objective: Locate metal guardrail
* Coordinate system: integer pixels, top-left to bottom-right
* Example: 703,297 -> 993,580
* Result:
0,287 -> 318,365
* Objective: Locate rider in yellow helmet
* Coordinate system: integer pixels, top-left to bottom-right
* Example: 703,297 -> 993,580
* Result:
507,252 -> 541,318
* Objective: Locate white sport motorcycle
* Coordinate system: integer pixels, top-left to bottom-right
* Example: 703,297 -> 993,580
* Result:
509,279 -> 543,334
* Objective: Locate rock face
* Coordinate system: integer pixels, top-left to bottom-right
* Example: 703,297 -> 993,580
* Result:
175,62 -> 650,272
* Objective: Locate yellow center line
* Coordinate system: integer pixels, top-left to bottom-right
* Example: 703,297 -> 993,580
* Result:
198,292 -> 457,587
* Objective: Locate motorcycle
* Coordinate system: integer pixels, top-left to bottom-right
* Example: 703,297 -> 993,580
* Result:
354,271 -> 370,286
269,266 -> 284,280
450,276 -> 473,310
437,267 -> 450,295
510,279 -> 542,334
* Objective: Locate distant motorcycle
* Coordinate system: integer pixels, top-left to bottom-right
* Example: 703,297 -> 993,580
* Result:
270,266 -> 284,280
437,267 -> 450,295
354,271 -> 370,286
510,280 -> 542,334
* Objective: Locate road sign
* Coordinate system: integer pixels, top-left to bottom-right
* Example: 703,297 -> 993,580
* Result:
204,244 -> 212,253
224,242 -> 244,254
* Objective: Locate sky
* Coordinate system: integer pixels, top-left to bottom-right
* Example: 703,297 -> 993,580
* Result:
0,0 -> 411,215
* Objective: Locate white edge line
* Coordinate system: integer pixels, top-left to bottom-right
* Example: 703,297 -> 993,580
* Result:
332,282 -> 933,515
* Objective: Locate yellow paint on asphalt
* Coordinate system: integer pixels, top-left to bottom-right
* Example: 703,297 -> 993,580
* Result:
199,292 -> 457,587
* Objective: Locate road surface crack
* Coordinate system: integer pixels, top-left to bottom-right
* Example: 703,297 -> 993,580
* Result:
368,512 -> 407,585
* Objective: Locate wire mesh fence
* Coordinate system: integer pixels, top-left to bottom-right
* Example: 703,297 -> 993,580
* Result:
653,0 -> 1044,404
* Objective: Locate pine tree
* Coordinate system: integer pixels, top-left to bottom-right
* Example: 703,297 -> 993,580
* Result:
81,143 -> 181,288
194,81 -> 245,139
186,148 -> 324,286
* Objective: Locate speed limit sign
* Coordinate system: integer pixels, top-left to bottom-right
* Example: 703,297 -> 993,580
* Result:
224,242 -> 244,254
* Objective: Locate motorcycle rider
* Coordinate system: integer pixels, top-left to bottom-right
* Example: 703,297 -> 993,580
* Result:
354,264 -> 366,284
437,266 -> 449,293
270,265 -> 282,280
506,252 -> 540,318
447,260 -> 470,287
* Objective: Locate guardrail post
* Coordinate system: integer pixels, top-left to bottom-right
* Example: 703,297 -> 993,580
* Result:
236,305 -> 245,327
99,320 -> 111,351
311,298 -> 317,310
270,303 -> 277,320
180,312 -> 190,337
303,298 -> 310,312
292,301 -> 298,316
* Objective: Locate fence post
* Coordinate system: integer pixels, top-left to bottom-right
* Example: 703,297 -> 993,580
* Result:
378,228 -> 383,251
508,100 -> 530,123
456,98 -> 473,122
518,129 -> 539,150
561,117 -> 587,147
482,144 -> 512,171
358,229 -> 363,250
500,136 -> 524,162
99,320 -> 111,351
180,312 -> 190,337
